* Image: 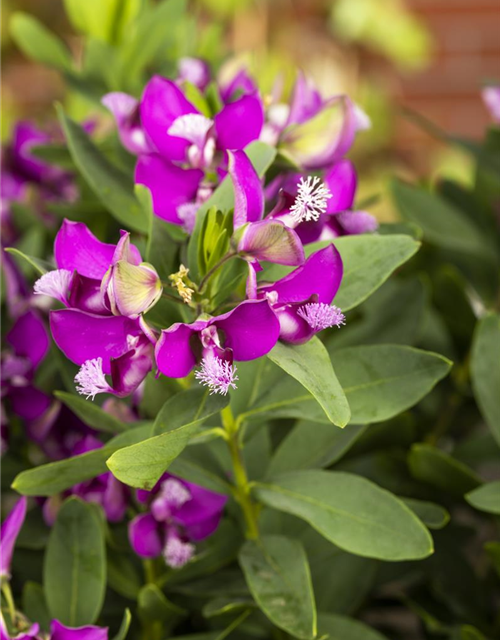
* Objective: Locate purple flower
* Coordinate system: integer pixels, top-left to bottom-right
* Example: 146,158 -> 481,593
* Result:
177,57 -> 211,92
269,160 -> 378,243
155,299 -> 280,394
257,245 -> 345,344
0,496 -> 27,579
219,67 -> 258,104
129,474 -> 227,568
33,220 -> 157,399
2,310 -> 51,432
101,93 -> 153,155
0,616 -> 108,640
42,435 -> 129,526
482,86 -> 500,124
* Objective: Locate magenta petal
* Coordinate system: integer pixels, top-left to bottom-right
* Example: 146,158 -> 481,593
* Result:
101,92 -> 151,155
135,155 -> 203,225
178,57 -> 210,91
286,71 -> 323,126
174,483 -> 227,541
214,94 -> 264,151
0,496 -> 27,577
140,76 -> 199,161
10,386 -> 51,421
228,150 -> 264,228
259,245 -> 343,305
155,322 -> 204,378
55,220 -> 117,279
336,210 -> 379,235
128,513 -> 163,558
213,299 -> 280,361
50,310 -> 141,372
6,310 -> 49,369
274,304 -> 316,345
102,475 -> 128,522
50,620 -> 108,640
109,340 -> 153,397
325,159 -> 357,213
220,68 -> 258,103
68,273 -> 109,315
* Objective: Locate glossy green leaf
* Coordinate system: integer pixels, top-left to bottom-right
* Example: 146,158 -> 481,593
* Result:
188,141 -> 276,280
12,424 -> 151,496
255,471 -> 433,561
402,498 -> 450,529
391,179 -> 490,257
107,390 -> 229,489
408,444 -> 481,496
268,421 -> 366,475
267,337 -> 350,427
471,314 -> 500,446
334,345 -> 452,424
44,498 -> 106,625
10,12 -> 72,71
465,481 -> 500,515
318,613 -> 389,640
54,391 -> 127,434
57,105 -> 147,233
239,535 -> 316,640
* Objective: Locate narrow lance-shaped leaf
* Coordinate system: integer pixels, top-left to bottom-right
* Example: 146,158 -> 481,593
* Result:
239,535 -> 317,640
255,470 -> 433,561
43,497 -> 106,626
267,337 -> 350,428
106,389 -> 229,489
10,12 -> 72,71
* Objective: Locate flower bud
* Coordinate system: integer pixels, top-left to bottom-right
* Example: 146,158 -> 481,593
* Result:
103,260 -> 162,317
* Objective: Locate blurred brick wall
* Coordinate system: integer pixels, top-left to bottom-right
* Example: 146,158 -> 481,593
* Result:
396,0 -> 500,164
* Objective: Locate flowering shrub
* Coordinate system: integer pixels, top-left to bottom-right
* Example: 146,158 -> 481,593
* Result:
1,1 -> 499,639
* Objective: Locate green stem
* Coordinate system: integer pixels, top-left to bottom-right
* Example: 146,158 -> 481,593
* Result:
221,406 -> 259,539
1,581 -> 16,624
198,252 -> 237,294
161,291 -> 185,305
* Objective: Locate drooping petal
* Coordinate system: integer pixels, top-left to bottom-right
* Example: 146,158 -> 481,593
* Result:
214,94 -> 264,151
135,155 -> 203,225
105,261 -> 162,317
0,496 -> 27,577
68,273 -> 109,315
228,150 -> 264,228
55,220 -> 119,279
213,299 -> 280,361
140,76 -> 199,161
50,309 -> 141,372
109,339 -> 154,397
238,220 -> 304,266
112,231 -> 142,266
325,159 -> 357,213
155,321 -> 205,378
286,71 -> 323,126
174,482 -> 227,540
6,310 -> 49,369
101,92 -> 152,155
281,95 -> 357,170
128,513 -> 163,558
50,620 -> 108,640
259,244 -> 343,305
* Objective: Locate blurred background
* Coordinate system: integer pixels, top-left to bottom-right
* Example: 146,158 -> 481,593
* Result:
2,0 -> 499,221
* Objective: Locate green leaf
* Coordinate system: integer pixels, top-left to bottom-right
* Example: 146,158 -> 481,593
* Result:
138,584 -> 186,622
107,549 -> 141,600
465,481 -> 500,515
239,535 -> 316,640
12,424 -> 151,496
63,0 -> 140,43
317,613 -> 389,640
106,389 -> 229,489
402,498 -> 450,529
391,179 -> 491,257
188,141 -> 276,280
111,609 -> 132,640
408,444 -> 481,496
44,497 -> 106,625
54,391 -> 127,434
267,337 -> 350,427
334,345 -> 452,424
268,421 -> 366,475
471,314 -> 500,446
263,234 -> 420,312
10,12 -> 72,71
255,471 -> 433,561
22,583 -> 50,632
4,247 -> 51,276
57,105 -> 147,233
